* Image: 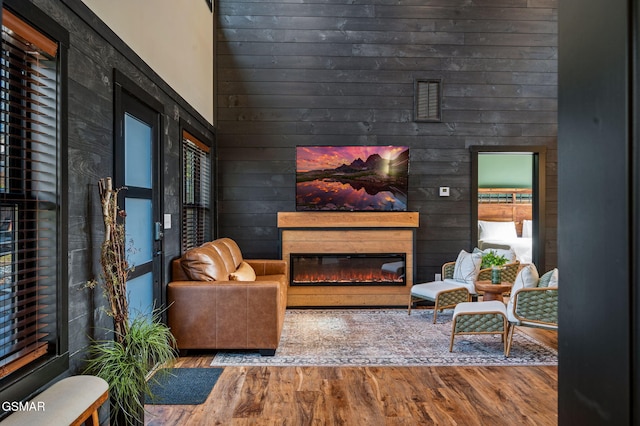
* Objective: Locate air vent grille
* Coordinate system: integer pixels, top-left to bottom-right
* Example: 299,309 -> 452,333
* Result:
415,79 -> 442,122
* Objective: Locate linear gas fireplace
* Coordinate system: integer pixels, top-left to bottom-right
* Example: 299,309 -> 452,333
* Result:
290,253 -> 406,287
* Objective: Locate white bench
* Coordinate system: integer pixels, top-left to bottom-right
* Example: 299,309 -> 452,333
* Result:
0,375 -> 108,426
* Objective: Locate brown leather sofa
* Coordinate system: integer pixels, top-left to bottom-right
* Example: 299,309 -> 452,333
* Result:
167,238 -> 287,356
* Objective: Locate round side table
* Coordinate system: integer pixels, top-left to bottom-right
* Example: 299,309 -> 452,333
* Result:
475,280 -> 513,302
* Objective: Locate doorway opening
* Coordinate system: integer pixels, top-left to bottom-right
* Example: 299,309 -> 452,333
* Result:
471,147 -> 546,270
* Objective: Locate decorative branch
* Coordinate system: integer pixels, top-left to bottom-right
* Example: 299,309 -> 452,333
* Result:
97,177 -> 130,344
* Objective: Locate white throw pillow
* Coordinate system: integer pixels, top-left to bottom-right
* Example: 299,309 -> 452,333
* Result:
478,220 -> 518,240
512,263 -> 539,292
522,220 -> 533,238
229,261 -> 256,281
453,250 -> 482,284
507,264 -> 539,322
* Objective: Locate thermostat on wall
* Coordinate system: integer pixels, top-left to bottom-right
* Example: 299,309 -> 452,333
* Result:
439,186 -> 450,197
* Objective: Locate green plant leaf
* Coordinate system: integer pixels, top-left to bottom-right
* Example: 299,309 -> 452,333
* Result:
480,250 -> 509,269
84,311 -> 177,425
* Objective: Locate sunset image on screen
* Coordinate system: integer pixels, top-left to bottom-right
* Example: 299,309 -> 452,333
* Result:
295,146 -> 409,211
296,146 -> 407,172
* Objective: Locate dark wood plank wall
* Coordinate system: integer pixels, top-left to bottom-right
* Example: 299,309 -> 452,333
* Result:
30,0 -> 215,373
216,0 -> 558,280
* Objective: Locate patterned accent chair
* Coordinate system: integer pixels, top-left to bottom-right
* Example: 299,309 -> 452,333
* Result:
408,249 -> 520,323
505,267 -> 558,356
448,265 -> 558,357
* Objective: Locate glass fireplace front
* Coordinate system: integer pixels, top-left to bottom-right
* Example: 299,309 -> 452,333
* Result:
290,253 -> 406,286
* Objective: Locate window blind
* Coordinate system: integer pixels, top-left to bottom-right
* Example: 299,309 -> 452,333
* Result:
0,11 -> 59,377
182,130 -> 211,251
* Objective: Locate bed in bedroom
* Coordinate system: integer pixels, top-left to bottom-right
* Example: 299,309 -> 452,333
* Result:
477,188 -> 533,264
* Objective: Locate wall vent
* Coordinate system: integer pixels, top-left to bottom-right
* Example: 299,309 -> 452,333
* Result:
414,79 -> 442,122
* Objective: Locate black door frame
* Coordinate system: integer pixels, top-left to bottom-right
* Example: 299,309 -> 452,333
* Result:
113,70 -> 165,310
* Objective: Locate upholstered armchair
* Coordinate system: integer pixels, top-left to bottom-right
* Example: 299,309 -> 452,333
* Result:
409,248 -> 519,323
506,267 -> 558,356
448,265 -> 558,357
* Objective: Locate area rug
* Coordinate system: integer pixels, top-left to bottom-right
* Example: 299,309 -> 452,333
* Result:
145,367 -> 223,405
211,309 -> 557,367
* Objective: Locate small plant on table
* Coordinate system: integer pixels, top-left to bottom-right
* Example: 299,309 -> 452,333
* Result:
481,250 -> 509,284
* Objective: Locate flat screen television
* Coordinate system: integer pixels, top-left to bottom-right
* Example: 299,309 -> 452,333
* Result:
296,145 -> 409,211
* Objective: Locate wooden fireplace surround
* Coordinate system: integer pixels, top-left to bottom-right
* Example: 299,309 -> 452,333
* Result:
278,212 -> 419,307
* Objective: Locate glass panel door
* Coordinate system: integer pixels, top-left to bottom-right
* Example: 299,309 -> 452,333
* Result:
115,85 -> 162,321
124,196 -> 154,317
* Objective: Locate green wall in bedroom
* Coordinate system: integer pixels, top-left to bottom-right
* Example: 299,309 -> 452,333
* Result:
478,153 -> 533,188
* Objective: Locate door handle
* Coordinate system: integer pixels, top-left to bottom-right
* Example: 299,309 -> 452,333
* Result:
154,222 -> 164,241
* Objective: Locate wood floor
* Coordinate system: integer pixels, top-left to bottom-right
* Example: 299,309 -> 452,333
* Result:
144,327 -> 557,425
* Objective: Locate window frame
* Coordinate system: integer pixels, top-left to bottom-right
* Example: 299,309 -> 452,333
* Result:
0,0 -> 68,406
180,122 -> 214,252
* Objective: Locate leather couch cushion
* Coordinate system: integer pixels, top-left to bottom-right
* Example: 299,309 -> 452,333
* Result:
207,240 -> 237,273
219,238 -> 244,269
229,261 -> 256,281
181,245 -> 229,281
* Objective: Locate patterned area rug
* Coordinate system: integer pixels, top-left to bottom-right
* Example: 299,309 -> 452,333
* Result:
211,309 -> 557,367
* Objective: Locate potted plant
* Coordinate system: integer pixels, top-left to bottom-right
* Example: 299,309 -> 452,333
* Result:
480,250 -> 509,284
85,178 -> 176,425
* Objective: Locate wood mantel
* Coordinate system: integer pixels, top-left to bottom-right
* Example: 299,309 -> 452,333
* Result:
277,211 -> 419,229
278,212 -> 419,307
